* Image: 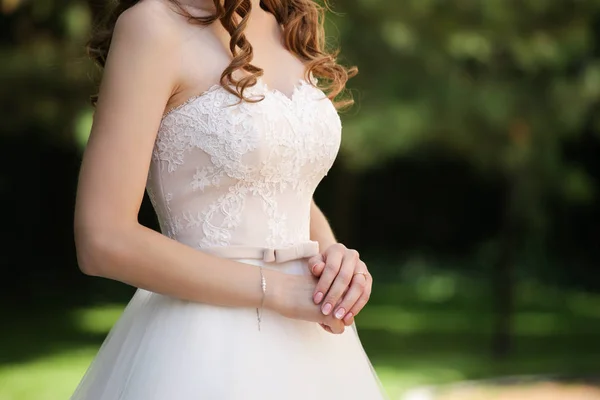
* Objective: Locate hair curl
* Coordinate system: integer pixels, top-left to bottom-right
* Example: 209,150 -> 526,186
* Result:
88,0 -> 357,109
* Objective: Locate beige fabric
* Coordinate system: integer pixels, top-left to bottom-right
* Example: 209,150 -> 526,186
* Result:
146,77 -> 341,252
204,240 -> 320,263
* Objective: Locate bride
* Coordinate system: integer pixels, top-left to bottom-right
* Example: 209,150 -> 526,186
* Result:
71,0 -> 388,398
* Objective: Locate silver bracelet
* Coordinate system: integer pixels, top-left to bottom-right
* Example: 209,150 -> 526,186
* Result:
256,266 -> 267,331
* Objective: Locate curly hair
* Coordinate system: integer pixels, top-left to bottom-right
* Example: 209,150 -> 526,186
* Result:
87,0 -> 357,109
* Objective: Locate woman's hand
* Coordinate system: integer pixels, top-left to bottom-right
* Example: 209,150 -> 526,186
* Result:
308,243 -> 372,326
267,273 -> 346,334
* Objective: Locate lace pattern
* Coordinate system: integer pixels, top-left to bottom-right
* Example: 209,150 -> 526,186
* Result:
147,77 -> 341,249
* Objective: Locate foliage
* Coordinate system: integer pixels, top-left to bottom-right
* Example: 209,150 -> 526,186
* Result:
3,0 -> 600,210
330,1 -> 600,235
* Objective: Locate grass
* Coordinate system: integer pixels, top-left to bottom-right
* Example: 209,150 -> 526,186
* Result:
1,269 -> 599,400
434,382 -> 600,400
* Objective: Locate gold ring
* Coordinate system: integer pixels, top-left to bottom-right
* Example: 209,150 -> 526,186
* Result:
353,271 -> 368,279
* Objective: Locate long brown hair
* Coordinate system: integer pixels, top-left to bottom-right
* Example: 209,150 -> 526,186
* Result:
88,0 -> 357,108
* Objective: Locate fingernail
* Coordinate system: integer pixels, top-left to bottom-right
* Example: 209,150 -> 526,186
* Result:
314,292 -> 324,304
322,302 -> 332,315
335,308 -> 346,319
344,312 -> 354,323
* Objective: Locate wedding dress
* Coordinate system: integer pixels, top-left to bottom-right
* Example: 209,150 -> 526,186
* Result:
70,77 -> 388,399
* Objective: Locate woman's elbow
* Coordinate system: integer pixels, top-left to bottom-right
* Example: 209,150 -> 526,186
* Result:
74,225 -> 123,277
75,228 -> 104,276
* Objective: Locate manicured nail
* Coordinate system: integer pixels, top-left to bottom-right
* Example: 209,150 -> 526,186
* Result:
322,302 -> 332,315
335,308 -> 346,319
314,292 -> 324,304
344,312 -> 354,323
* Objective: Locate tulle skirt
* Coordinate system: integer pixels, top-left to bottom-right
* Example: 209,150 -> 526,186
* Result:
70,258 -> 388,399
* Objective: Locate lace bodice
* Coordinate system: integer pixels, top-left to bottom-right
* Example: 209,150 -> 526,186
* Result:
146,78 -> 341,250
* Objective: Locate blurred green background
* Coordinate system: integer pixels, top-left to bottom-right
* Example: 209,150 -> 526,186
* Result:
2,0 -> 600,399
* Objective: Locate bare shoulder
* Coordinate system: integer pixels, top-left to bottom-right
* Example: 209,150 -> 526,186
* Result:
113,0 -> 182,50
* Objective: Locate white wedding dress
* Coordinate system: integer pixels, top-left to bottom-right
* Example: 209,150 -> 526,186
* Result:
70,77 -> 388,399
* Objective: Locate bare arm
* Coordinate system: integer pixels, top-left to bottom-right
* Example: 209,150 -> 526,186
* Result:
74,4 -> 344,332
309,199 -> 337,251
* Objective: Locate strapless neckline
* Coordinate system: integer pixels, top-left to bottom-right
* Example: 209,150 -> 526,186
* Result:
163,77 -> 317,118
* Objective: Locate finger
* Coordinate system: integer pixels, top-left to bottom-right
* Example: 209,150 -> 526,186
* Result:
307,254 -> 324,276
322,316 -> 345,334
346,279 -> 372,321
310,261 -> 325,277
343,313 -> 355,326
333,273 -> 367,320
313,245 -> 345,304
319,322 -> 344,334
321,249 -> 359,316
308,255 -> 321,266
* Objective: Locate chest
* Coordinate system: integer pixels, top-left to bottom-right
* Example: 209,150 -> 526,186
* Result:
154,81 -> 342,179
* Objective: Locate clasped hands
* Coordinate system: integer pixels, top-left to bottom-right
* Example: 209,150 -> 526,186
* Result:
308,243 -> 372,334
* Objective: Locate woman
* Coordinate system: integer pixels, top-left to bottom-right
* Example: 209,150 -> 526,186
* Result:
72,0 -> 387,398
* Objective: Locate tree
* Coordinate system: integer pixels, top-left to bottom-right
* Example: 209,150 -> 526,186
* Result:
3,0 -> 600,358
1,0 -> 94,146
331,0 -> 600,357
